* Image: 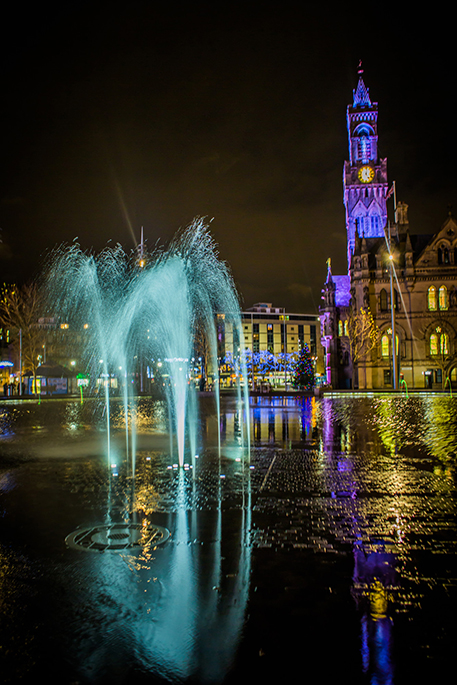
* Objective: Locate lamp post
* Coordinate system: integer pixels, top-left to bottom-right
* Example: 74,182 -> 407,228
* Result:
388,251 -> 398,391
282,308 -> 287,390
251,311 -> 254,392
19,328 -> 22,396
386,184 -> 399,390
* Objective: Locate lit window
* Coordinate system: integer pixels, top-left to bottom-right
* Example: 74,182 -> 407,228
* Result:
60,323 -> 69,330
439,285 -> 449,311
440,332 -> 449,355
338,320 -> 343,336
430,333 -> 439,355
344,320 -> 349,336
356,133 -> 372,163
427,286 -> 437,311
383,331 -> 399,355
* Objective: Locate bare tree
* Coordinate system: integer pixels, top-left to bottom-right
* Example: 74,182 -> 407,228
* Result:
0,283 -> 44,394
347,307 -> 380,388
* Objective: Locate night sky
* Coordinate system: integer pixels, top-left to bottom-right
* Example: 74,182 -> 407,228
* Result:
0,3 -> 455,313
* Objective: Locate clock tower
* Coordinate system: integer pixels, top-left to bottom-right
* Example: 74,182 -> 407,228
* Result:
344,64 -> 388,267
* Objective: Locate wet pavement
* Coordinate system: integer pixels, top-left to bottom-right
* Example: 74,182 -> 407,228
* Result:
0,394 -> 456,683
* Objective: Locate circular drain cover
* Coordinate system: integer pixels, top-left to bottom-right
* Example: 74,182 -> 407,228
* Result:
66,523 -> 170,553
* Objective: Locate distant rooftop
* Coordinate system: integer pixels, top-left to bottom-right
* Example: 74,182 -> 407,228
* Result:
242,304 -> 317,322
245,303 -> 283,314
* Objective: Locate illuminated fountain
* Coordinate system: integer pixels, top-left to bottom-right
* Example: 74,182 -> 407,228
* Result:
45,219 -> 249,471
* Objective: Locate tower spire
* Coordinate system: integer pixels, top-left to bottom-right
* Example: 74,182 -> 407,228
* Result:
353,61 -> 372,107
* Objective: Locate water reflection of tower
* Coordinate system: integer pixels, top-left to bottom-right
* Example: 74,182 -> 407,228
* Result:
282,408 -> 289,443
268,408 -> 275,443
253,403 -> 261,442
321,397 -> 335,453
299,396 -> 317,441
351,543 -> 396,684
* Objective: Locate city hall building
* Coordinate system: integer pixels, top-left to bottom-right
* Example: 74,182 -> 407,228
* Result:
320,68 -> 457,390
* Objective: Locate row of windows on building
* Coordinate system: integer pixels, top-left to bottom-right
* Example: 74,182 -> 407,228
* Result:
380,328 -> 449,358
383,368 -> 456,386
336,286 -> 452,318
355,215 -> 382,234
251,323 -> 275,353
339,326 -> 450,358
427,285 -> 451,311
378,285 -> 451,313
338,320 -> 349,337
243,323 -> 316,354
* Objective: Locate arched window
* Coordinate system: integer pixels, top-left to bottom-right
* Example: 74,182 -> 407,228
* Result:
380,289 -> 388,311
381,332 -> 399,356
428,286 -> 437,311
344,320 -> 349,336
439,285 -> 449,311
430,327 -> 450,356
438,245 -> 450,264
354,124 -> 374,163
440,332 -> 449,356
430,332 -> 439,355
338,320 -> 343,337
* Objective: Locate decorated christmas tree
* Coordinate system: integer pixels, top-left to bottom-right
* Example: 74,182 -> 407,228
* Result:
291,344 -> 315,391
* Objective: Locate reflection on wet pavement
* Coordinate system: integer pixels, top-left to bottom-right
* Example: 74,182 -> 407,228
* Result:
0,394 -> 456,683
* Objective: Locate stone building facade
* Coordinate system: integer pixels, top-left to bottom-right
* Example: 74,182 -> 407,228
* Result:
320,68 -> 457,390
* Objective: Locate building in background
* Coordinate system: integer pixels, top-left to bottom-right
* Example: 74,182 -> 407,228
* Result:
219,303 -> 323,390
241,303 -> 318,357
320,67 -> 457,390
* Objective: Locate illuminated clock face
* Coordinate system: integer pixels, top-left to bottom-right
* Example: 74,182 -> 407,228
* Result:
358,165 -> 375,183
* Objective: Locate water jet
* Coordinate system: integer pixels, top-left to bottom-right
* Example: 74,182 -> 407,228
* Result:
45,219 -> 249,472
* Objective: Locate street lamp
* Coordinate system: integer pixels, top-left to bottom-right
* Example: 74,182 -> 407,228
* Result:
388,252 -> 398,390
